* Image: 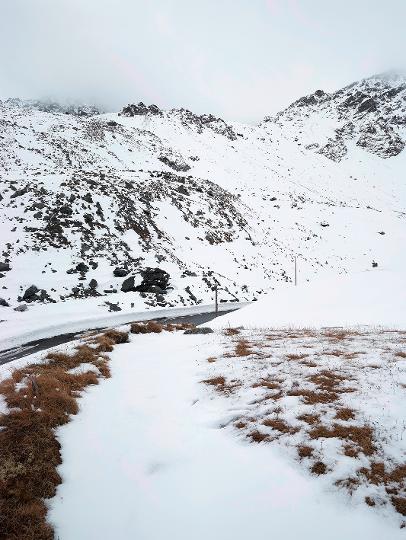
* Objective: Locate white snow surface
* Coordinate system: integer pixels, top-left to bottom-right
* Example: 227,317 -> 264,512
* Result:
48,332 -> 404,540
211,267 -> 406,329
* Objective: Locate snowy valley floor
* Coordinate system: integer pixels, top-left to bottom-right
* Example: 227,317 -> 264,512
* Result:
45,326 -> 406,539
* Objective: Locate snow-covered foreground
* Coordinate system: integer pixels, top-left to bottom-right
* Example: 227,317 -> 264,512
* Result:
48,331 -> 404,539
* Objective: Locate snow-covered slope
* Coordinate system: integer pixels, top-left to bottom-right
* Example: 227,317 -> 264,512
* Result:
211,268 -> 406,329
0,71 -> 405,319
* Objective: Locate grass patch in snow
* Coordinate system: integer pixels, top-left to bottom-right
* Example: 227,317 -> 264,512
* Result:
202,327 -> 406,525
0,329 -> 130,539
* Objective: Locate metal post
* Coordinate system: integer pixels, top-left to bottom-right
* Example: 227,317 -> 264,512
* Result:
214,285 -> 218,314
294,256 -> 297,286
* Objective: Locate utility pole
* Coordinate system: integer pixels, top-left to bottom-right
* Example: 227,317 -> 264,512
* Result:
214,285 -> 218,314
294,256 -> 297,286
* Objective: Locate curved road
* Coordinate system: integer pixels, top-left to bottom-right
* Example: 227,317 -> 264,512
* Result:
0,310 -> 232,365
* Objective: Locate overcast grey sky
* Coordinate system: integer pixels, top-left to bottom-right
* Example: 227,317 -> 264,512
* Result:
1,0 -> 405,122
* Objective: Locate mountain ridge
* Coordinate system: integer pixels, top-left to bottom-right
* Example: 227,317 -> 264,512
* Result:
0,72 -> 405,313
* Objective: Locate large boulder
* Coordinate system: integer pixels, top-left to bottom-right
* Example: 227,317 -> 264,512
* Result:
113,267 -> 130,277
22,285 -> 39,302
121,276 -> 135,293
0,298 -> 10,307
0,262 -> 11,272
135,268 -> 170,293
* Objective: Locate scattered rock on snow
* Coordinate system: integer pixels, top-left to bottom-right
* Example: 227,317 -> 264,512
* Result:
184,327 -> 214,334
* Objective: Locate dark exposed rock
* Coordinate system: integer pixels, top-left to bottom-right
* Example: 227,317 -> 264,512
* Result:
0,298 -> 10,307
14,303 -> 28,312
76,262 -> 89,273
113,267 -> 130,277
22,285 -> 39,301
120,102 -> 162,117
134,267 -> 170,293
10,187 -> 28,199
121,276 -> 136,292
358,97 -> 377,114
0,262 -> 11,272
106,301 -> 122,312
158,155 -> 191,172
89,278 -> 98,289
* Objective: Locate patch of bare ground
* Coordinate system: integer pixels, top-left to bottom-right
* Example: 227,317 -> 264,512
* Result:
0,328 -> 130,540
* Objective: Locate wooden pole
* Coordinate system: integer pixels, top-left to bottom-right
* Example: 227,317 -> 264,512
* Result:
214,285 -> 218,314
294,256 -> 297,286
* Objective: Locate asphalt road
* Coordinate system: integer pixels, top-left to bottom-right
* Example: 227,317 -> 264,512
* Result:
0,310 -> 232,365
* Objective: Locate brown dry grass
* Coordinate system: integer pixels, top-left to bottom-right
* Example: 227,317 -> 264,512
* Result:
262,418 -> 299,435
395,351 -> 406,359
248,430 -> 268,443
297,413 -> 320,425
335,408 -> 356,421
207,356 -> 217,363
286,353 -> 309,360
234,339 -> 252,357
224,327 -> 241,336
252,379 -> 281,390
0,328 -> 129,540
311,461 -> 327,475
309,424 -> 375,456
202,376 -> 240,394
131,321 -> 194,334
298,445 -> 314,458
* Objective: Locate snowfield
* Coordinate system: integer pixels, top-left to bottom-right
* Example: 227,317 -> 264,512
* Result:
210,267 -> 406,329
48,330 -> 405,539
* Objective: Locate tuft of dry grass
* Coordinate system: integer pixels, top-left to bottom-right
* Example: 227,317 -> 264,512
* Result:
201,376 -> 240,394
335,408 -> 356,421
207,356 -> 217,363
262,418 -> 299,435
234,339 -> 252,357
224,327 -> 241,336
297,413 -> 320,425
309,423 -> 375,456
311,461 -> 327,475
252,378 -> 281,390
286,353 -> 309,361
0,328 -> 129,540
248,430 -> 268,443
298,445 -> 314,458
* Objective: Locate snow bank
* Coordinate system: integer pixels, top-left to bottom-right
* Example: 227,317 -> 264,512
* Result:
0,299 -> 247,352
211,269 -> 406,328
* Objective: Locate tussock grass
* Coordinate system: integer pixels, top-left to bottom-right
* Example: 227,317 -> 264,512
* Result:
0,328 -> 129,540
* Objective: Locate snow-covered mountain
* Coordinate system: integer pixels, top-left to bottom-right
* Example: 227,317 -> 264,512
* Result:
0,71 -> 405,314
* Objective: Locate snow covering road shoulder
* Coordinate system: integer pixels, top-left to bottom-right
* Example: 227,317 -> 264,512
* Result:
0,298 -> 247,352
48,331 -> 403,540
210,269 -> 406,329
